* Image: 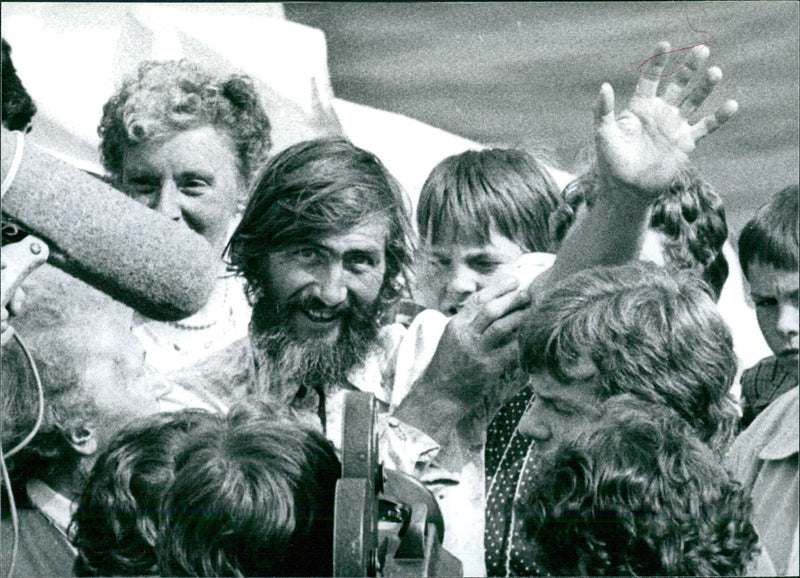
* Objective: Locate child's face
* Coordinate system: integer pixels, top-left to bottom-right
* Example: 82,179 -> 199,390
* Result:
748,261 -> 799,358
416,227 -> 525,315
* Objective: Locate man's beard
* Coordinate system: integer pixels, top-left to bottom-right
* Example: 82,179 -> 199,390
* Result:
249,292 -> 383,406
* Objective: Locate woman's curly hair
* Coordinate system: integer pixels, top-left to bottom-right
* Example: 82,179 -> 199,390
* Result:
521,396 -> 760,576
98,60 -> 271,200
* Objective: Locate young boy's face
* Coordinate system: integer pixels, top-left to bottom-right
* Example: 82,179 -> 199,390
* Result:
748,260 -> 799,359
416,227 -> 525,315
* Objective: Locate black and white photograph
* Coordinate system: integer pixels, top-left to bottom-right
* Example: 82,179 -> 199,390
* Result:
2,2 -> 798,576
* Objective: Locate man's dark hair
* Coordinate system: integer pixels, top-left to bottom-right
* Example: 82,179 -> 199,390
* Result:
227,137 -> 414,308
520,261 -> 739,455
738,184 -> 799,279
1,37 -> 37,131
71,409 -> 223,576
522,396 -> 760,576
416,148 -> 563,253
157,401 -> 341,577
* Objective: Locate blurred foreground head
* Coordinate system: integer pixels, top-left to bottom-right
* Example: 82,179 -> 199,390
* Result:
157,401 -> 341,577
522,396 -> 759,576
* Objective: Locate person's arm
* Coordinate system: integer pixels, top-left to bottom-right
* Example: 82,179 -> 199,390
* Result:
538,41 -> 738,288
394,276 -> 530,446
396,42 -> 739,448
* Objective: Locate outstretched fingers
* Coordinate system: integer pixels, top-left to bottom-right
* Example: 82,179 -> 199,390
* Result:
689,99 -> 739,142
594,82 -> 616,128
633,41 -> 671,99
661,44 -> 710,105
680,66 -> 723,116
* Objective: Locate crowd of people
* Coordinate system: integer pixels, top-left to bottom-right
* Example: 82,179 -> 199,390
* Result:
1,28 -> 798,578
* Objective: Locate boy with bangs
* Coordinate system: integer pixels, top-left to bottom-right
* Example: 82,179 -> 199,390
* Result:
737,185 -> 799,428
725,185 -> 798,576
414,148 -> 565,317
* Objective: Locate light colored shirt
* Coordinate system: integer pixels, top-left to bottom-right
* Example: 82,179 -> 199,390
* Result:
133,275 -> 251,373
726,386 -> 799,576
26,479 -> 77,553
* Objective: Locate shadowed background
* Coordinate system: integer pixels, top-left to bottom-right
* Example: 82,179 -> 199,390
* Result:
286,2 -> 799,236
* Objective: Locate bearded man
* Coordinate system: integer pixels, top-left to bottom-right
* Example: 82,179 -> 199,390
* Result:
172,42 -> 739,570
202,137 -> 533,574
227,138 -> 418,433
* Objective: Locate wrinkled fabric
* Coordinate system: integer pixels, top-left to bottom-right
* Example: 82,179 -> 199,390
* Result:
740,354 -> 799,428
727,387 -> 799,576
161,308 -> 488,576
1,480 -> 77,578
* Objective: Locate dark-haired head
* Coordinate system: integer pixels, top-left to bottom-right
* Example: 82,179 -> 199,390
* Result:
1,37 -> 37,131
738,185 -> 799,279
521,396 -> 759,576
72,409 -> 222,576
738,185 -> 799,357
520,261 -> 738,455
157,401 -> 341,577
414,148 -> 563,313
227,137 -> 414,310
417,148 -> 563,253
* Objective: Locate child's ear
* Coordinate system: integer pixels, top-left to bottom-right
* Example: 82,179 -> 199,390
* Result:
66,425 -> 98,456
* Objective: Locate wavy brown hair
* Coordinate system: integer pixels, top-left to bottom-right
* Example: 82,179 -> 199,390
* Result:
522,396 -> 759,576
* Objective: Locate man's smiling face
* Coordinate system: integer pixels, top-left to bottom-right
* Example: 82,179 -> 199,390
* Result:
257,220 -> 389,344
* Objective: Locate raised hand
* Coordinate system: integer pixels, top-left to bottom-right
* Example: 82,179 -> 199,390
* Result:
595,42 -> 738,197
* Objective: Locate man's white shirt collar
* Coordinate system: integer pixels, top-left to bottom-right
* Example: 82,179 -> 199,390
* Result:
26,478 -> 78,550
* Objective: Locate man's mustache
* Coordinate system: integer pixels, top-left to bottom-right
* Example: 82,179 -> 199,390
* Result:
252,290 -> 381,337
290,294 -> 350,317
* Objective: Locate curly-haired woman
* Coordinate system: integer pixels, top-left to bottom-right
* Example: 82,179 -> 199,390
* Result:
98,60 -> 271,375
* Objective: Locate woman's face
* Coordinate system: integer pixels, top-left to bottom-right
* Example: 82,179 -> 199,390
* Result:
120,125 -> 244,256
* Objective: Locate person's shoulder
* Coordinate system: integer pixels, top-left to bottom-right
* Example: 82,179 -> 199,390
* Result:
165,335 -> 255,402
1,505 -> 76,577
741,355 -> 778,396
751,386 -> 798,434
741,354 -> 794,384
729,387 -> 799,465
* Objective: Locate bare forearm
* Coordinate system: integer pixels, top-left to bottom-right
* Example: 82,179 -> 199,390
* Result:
542,180 -> 651,289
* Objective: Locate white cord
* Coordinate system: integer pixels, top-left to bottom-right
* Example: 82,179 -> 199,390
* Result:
1,442 -> 19,578
1,331 -> 45,578
1,131 -> 25,198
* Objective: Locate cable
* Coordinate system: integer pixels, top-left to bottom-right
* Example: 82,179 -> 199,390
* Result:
1,441 -> 19,578
1,131 -> 25,198
1,330 -> 45,578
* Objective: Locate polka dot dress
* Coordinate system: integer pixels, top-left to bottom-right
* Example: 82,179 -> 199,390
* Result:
484,387 -> 546,576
